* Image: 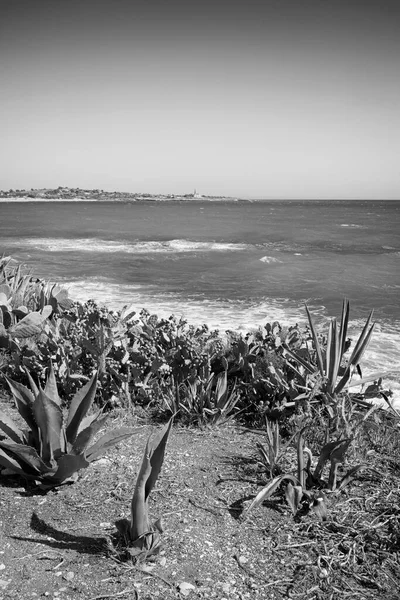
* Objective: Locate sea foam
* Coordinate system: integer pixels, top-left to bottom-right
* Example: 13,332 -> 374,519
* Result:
3,237 -> 252,254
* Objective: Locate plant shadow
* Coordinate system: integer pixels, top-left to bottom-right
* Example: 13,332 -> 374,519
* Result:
11,512 -> 109,556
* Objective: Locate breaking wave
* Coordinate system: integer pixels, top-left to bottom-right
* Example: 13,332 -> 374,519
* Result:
259,256 -> 282,264
3,238 -> 252,254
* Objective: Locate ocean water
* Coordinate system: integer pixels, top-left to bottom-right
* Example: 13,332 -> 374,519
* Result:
1,198 -> 399,401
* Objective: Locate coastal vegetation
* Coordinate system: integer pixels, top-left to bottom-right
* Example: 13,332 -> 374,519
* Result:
1,256 -> 399,598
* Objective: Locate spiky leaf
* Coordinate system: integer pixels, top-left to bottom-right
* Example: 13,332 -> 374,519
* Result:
0,440 -> 51,474
66,372 -> 98,444
305,304 -> 324,375
32,390 -> 63,463
0,411 -> 26,444
70,415 -> 108,455
85,427 -> 136,463
144,418 -> 173,501
130,448 -> 152,541
44,362 -> 61,407
246,474 -> 298,513
5,377 -> 37,436
46,453 -> 90,485
0,447 -> 36,478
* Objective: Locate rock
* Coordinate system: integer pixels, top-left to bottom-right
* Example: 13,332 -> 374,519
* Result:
178,582 -> 196,596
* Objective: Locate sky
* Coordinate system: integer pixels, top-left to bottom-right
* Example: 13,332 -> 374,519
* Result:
1,0 -> 399,199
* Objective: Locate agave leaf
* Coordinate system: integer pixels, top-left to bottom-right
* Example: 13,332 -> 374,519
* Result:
347,310 -> 374,367
65,372 -> 98,444
347,371 -> 392,388
282,344 -> 315,374
215,370 -> 228,406
70,415 -> 108,455
0,411 -> 26,444
285,482 -> 303,515
129,419 -> 173,545
76,410 -> 103,435
0,440 -> 51,474
32,390 -> 63,463
305,304 -> 324,376
144,418 -> 173,501
338,299 -> 350,359
325,319 -> 335,384
44,362 -> 61,407
85,427 -> 136,463
130,447 -> 152,541
349,323 -> 375,368
246,474 -> 298,514
326,319 -> 341,395
24,368 -> 39,396
0,447 -> 36,478
45,453 -> 90,485
5,377 -> 37,437
335,325 -> 375,395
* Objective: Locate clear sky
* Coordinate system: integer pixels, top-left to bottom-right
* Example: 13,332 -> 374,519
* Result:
1,0 -> 399,199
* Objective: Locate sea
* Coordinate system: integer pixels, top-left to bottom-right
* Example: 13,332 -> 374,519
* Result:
1,198 -> 399,403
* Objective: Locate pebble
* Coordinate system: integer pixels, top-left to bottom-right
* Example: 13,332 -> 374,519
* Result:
178,582 -> 196,596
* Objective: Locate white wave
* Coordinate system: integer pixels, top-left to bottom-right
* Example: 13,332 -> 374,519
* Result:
340,223 -> 365,228
259,256 -> 282,264
3,237 -> 252,254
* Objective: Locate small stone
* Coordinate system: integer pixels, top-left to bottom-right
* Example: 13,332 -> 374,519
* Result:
64,571 -> 75,581
178,582 -> 196,596
0,564 -> 5,570
0,579 -> 11,590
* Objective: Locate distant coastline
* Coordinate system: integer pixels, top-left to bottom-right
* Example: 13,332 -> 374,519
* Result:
0,187 -> 238,202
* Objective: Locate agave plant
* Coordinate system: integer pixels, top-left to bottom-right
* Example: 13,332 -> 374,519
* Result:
0,364 -> 136,489
245,425 -> 368,519
115,418 -> 173,559
256,418 -> 297,477
283,300 -> 378,397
